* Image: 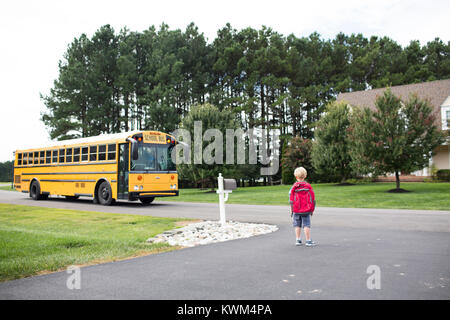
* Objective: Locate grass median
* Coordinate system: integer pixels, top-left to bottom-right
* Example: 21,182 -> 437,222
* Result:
0,203 -> 191,282
160,182 -> 450,211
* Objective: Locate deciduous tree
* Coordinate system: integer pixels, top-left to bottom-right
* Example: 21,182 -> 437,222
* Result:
348,89 -> 446,191
312,101 -> 354,183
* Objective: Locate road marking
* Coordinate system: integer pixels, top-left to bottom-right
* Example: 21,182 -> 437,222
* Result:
309,289 -> 322,294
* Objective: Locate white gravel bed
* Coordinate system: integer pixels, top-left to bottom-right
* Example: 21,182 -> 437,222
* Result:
146,220 -> 278,247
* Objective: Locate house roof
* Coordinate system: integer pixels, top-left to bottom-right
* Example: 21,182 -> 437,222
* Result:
337,79 -> 450,127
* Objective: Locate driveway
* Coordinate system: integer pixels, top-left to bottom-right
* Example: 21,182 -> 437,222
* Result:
0,190 -> 449,299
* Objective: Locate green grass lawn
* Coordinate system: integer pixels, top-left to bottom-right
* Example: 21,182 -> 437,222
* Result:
0,185 -> 14,191
161,182 -> 450,211
0,204 -> 190,282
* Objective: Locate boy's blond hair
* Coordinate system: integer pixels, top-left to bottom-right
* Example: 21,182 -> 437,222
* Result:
294,167 -> 307,180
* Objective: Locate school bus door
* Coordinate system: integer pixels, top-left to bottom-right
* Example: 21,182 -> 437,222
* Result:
118,143 -> 129,199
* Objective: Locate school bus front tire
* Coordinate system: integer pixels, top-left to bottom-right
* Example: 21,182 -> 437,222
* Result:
139,197 -> 155,205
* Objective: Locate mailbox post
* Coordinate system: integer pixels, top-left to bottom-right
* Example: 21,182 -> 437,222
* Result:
216,173 -> 236,226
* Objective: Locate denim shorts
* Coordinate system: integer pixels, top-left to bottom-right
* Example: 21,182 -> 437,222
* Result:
292,213 -> 311,228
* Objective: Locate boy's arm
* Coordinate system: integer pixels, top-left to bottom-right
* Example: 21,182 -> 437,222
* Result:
289,186 -> 294,216
310,187 -> 316,214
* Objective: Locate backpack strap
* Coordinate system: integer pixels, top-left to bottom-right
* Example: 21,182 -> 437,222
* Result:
294,188 -> 309,192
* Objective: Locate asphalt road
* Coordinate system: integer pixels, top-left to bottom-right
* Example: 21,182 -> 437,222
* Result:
0,190 -> 449,299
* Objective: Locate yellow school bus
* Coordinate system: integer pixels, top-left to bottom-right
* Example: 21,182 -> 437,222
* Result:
13,131 -> 178,205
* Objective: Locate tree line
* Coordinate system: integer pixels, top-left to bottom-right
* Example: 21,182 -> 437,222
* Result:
39,23 -> 449,187
282,90 -> 446,191
0,161 -> 13,182
41,23 -> 450,142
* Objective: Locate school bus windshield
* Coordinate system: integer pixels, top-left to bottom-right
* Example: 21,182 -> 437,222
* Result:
131,143 -> 176,172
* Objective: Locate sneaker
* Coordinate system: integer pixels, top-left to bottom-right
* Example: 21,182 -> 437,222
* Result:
295,239 -> 302,246
305,240 -> 316,247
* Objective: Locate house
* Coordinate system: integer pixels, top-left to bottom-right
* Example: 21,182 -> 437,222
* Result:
336,79 -> 450,180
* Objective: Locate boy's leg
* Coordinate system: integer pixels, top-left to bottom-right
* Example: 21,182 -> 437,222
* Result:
304,227 -> 311,241
302,214 -> 312,241
293,214 -> 302,245
293,214 -> 302,239
303,215 -> 316,246
295,227 -> 301,240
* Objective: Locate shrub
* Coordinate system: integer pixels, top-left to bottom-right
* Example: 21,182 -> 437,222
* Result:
345,177 -> 375,185
436,169 -> 450,181
281,137 -> 316,184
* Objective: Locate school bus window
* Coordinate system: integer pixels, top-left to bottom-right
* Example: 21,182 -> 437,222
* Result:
39,151 -> 45,164
66,148 -> 73,163
89,145 -> 97,161
33,151 -> 38,164
107,144 -> 116,160
81,147 -> 88,161
52,150 -> 58,163
98,145 -> 106,161
23,153 -> 28,165
59,149 -> 65,163
18,153 -> 22,166
46,150 -> 51,163
73,147 -> 80,162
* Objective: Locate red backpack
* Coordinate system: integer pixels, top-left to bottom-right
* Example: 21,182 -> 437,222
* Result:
289,182 -> 315,215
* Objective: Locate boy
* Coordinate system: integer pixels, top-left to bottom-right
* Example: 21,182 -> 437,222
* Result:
289,167 -> 316,247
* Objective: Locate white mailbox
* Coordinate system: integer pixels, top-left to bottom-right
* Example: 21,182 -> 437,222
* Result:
223,179 -> 237,191
216,173 -> 236,226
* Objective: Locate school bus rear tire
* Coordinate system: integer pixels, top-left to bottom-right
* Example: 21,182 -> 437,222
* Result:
30,181 -> 43,200
97,181 -> 113,206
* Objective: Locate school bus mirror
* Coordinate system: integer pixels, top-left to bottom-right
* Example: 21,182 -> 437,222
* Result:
128,138 -> 139,160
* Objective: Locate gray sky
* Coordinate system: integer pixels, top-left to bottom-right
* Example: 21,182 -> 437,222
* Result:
0,0 -> 449,161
